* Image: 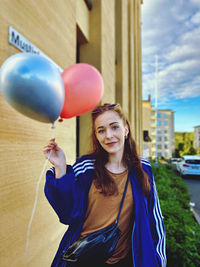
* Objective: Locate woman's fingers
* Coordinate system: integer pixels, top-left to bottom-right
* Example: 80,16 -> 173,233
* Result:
45,139 -> 57,148
43,139 -> 66,168
43,146 -> 51,153
43,139 -> 60,156
48,141 -> 56,147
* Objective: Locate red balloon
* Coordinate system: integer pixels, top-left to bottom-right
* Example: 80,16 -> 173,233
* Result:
60,63 -> 104,119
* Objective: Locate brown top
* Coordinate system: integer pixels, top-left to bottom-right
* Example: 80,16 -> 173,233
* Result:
80,169 -> 134,264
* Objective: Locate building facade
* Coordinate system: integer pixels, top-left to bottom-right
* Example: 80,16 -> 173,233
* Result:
0,1 -> 143,266
142,95 -> 154,159
194,125 -> 200,153
142,96 -> 175,159
156,109 -> 175,159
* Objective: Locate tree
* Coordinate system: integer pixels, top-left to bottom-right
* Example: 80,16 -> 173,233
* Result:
196,146 -> 200,155
172,149 -> 180,158
178,142 -> 184,151
186,147 -> 196,155
175,132 -> 196,156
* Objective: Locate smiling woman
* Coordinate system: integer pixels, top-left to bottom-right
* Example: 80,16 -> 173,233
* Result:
43,103 -> 166,267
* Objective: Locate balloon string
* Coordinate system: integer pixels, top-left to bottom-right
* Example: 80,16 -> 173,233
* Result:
26,123 -> 55,267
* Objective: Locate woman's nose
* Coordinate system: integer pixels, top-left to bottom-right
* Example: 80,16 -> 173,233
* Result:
105,128 -> 113,138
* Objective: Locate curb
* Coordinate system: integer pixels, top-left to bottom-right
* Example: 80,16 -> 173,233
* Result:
189,202 -> 200,225
190,207 -> 200,225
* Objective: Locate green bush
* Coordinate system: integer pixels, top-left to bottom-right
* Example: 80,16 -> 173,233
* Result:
151,163 -> 200,267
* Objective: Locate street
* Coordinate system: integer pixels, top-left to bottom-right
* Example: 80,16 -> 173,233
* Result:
182,176 -> 200,218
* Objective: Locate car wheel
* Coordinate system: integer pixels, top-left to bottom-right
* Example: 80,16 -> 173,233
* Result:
181,174 -> 187,179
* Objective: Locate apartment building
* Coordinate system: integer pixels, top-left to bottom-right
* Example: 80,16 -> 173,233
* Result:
156,110 -> 175,158
142,96 -> 175,159
194,125 -> 200,151
142,95 -> 155,159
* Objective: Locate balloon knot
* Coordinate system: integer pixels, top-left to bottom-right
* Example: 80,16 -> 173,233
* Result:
58,118 -> 63,123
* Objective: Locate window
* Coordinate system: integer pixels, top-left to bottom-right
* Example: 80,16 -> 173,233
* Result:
164,114 -> 167,118
157,113 -> 161,118
164,137 -> 168,141
157,121 -> 161,126
164,144 -> 168,149
186,160 -> 200,164
164,130 -> 168,134
157,136 -> 162,141
143,131 -> 151,142
164,121 -> 168,125
157,144 -> 162,149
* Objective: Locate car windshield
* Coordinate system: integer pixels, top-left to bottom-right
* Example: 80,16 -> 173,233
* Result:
185,160 -> 200,164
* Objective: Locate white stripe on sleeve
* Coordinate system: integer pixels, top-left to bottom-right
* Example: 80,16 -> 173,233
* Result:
152,178 -> 167,267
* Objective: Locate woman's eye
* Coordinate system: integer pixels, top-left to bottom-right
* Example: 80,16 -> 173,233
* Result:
98,129 -> 105,134
112,125 -> 119,130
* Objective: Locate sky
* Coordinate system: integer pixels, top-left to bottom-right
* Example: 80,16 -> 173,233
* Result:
141,0 -> 200,132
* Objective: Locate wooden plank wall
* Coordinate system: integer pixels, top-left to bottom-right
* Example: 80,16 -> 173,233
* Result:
0,1 -> 76,266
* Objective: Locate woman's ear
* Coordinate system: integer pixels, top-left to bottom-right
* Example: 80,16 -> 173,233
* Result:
125,124 -> 129,137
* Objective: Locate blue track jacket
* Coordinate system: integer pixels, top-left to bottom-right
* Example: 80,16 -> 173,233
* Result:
44,154 -> 166,267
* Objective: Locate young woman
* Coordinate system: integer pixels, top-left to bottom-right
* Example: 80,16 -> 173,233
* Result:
43,103 -> 166,267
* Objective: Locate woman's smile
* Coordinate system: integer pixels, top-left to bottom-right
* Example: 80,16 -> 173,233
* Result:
106,141 -> 118,146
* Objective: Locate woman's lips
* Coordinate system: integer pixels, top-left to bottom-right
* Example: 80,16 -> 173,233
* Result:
106,142 -> 117,146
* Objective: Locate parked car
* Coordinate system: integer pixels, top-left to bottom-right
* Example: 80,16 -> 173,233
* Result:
170,158 -> 179,163
176,155 -> 200,177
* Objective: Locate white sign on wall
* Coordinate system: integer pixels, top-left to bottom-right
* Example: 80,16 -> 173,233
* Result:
8,26 -> 63,72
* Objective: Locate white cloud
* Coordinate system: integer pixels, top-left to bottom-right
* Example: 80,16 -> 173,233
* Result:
179,26 -> 200,45
143,59 -> 200,102
191,11 -> 200,24
164,26 -> 200,64
190,0 -> 200,8
166,44 -> 200,62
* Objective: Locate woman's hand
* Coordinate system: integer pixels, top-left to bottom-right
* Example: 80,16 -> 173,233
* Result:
43,138 -> 66,178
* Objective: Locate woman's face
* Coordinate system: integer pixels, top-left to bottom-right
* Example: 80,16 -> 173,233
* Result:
94,110 -> 129,156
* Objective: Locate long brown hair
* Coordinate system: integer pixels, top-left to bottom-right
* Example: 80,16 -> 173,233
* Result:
90,103 -> 150,197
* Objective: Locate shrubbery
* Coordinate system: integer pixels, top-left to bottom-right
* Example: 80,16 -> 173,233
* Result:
152,163 -> 200,267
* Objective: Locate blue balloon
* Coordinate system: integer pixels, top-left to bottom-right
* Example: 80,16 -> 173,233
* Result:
0,53 -> 65,123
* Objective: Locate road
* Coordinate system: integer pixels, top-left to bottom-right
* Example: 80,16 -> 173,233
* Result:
182,176 -> 200,217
